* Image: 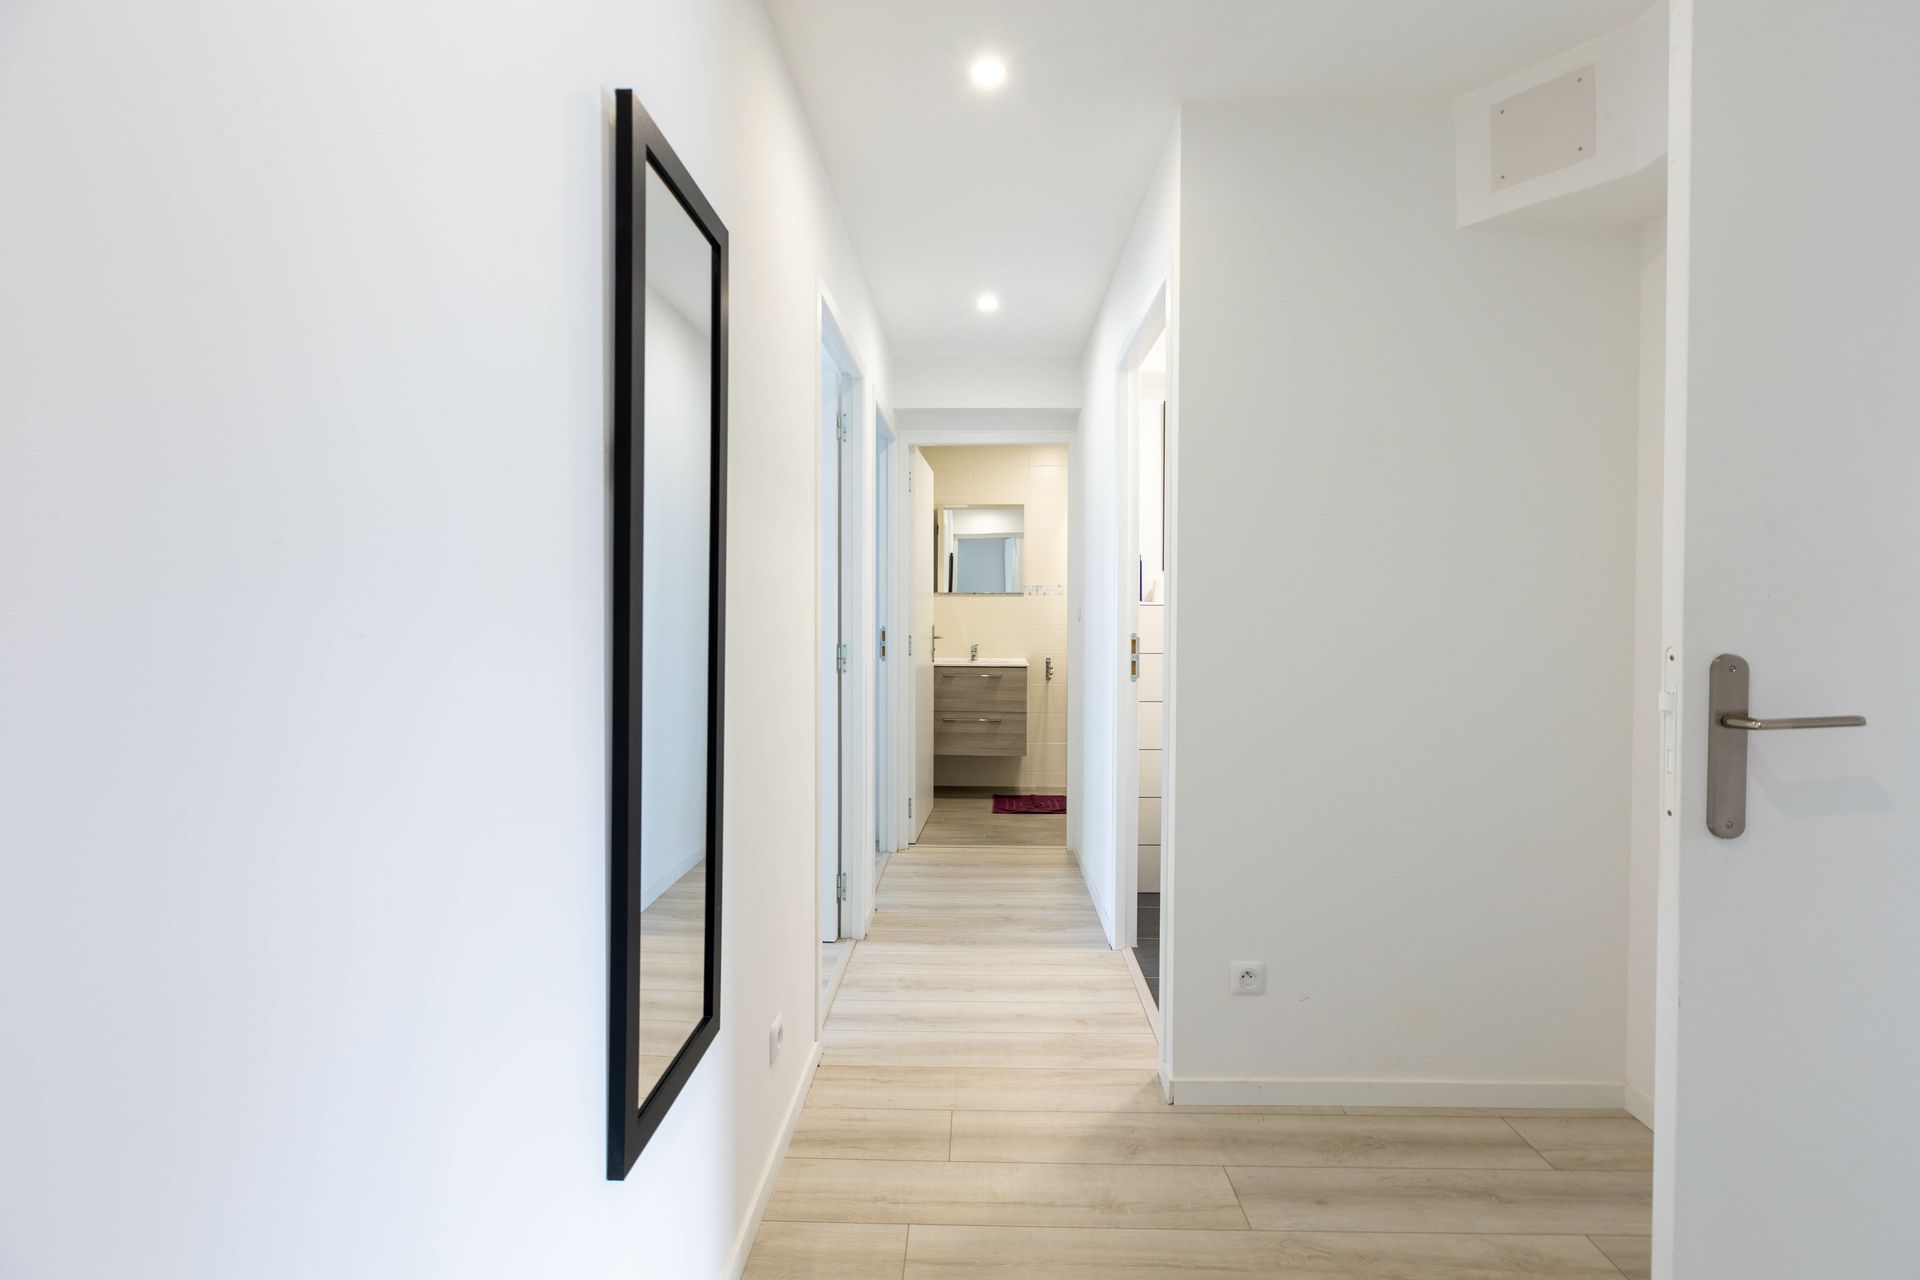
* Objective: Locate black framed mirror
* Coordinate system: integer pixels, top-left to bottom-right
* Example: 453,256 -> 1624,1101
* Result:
608,88 -> 728,1180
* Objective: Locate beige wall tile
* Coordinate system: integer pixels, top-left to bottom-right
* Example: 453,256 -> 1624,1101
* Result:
1139,795 -> 1161,835
1137,749 -> 1163,799
1026,492 -> 1069,530
1137,652 -> 1164,700
1138,602 -> 1164,653
1139,701 -> 1163,748
1138,843 -> 1161,891
971,466 -> 1029,505
1031,465 -> 1068,497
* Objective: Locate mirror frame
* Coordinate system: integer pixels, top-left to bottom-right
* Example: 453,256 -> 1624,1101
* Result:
937,503 -> 1028,596
608,88 -> 729,1180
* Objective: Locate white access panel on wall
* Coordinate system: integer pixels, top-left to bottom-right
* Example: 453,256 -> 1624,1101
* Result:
1489,65 -> 1596,191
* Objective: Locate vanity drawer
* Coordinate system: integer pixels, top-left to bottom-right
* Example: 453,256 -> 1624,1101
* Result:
936,666 -> 1027,715
935,711 -> 1028,757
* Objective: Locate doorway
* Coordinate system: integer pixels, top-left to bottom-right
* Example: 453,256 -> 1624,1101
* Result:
911,443 -> 1072,850
1130,327 -> 1168,1007
1114,288 -> 1171,1026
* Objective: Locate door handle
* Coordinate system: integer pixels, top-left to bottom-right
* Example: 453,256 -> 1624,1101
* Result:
1719,714 -> 1866,731
1707,653 -> 1866,839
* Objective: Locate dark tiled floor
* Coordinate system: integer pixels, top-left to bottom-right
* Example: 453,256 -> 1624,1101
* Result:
1133,892 -> 1160,1006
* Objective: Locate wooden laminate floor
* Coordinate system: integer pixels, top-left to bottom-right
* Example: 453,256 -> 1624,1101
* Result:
744,840 -> 1652,1279
916,796 -> 1068,848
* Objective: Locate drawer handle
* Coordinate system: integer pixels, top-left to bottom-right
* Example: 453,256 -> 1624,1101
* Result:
943,672 -> 1000,679
941,717 -> 1003,723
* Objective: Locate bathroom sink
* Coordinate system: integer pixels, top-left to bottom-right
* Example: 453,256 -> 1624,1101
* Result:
933,657 -> 1028,668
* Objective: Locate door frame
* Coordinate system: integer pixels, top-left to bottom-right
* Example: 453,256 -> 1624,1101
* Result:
1112,288 -> 1168,953
895,416 -> 1079,858
816,289 -> 883,944
873,408 -> 912,880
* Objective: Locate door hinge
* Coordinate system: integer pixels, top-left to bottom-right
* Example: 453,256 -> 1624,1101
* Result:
836,872 -> 848,902
880,626 -> 888,660
836,643 -> 848,674
907,635 -> 913,656
907,797 -> 912,819
837,414 -> 849,445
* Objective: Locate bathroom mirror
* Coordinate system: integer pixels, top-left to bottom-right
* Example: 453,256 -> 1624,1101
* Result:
609,89 -> 728,1180
936,504 -> 1026,595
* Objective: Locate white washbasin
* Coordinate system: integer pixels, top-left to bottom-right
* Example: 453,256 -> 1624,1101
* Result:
934,658 -> 1028,668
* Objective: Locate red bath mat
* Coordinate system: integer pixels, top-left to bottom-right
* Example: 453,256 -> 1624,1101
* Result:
993,794 -> 1066,815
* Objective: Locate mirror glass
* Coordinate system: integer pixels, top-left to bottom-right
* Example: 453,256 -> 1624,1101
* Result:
636,161 -> 714,1106
936,504 -> 1025,594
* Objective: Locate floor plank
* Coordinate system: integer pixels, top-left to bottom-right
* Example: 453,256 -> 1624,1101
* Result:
836,968 -> 1141,1003
901,1225 -> 1622,1278
789,1108 -> 952,1161
1226,1167 -> 1651,1234
822,1028 -> 1160,1070
917,798 -> 1067,847
827,999 -> 1151,1036
742,1222 -> 908,1280
1505,1117 -> 1654,1171
805,1066 -> 1169,1113
765,1158 -> 1249,1230
744,830 -> 1650,1276
1589,1234 -> 1652,1279
949,1110 -> 1552,1169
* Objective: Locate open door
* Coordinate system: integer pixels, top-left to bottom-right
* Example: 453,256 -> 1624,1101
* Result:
909,447 -> 935,842
1664,3 -> 1920,1275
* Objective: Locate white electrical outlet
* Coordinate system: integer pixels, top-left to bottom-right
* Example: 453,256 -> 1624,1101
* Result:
769,1014 -> 784,1065
1230,960 -> 1266,995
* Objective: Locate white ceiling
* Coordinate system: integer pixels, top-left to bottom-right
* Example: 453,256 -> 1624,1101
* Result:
766,0 -> 1649,364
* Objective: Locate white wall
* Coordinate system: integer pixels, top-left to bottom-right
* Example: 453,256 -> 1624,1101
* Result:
1170,99 -> 1640,1104
893,354 -> 1082,410
0,1 -> 886,1276
1624,218 -> 1666,1119
1071,125 -> 1180,947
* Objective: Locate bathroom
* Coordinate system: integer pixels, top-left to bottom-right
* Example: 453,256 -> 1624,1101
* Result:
920,443 -> 1069,846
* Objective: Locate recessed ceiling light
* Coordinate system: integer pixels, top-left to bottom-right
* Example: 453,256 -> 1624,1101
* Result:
975,292 -> 1001,314
968,54 -> 1008,91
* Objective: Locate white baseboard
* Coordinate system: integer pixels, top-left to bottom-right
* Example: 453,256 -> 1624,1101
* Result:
1169,1076 -> 1629,1111
723,1040 -> 823,1280
1623,1082 -> 1655,1128
1072,846 -> 1118,948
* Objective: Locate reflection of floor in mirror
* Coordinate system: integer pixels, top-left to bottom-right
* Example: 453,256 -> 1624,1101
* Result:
638,858 -> 705,1102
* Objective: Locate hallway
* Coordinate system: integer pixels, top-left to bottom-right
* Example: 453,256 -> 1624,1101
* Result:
744,838 -> 1653,1279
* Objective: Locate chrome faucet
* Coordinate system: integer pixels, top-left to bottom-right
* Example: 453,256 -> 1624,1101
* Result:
970,644 -> 979,661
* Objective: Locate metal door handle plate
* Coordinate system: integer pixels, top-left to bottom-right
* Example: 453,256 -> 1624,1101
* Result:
1707,653 -> 1866,839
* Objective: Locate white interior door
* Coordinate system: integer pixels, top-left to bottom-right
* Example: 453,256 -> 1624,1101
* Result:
874,431 -> 892,862
817,352 -> 842,942
1666,3 -> 1920,1275
909,448 -> 935,842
